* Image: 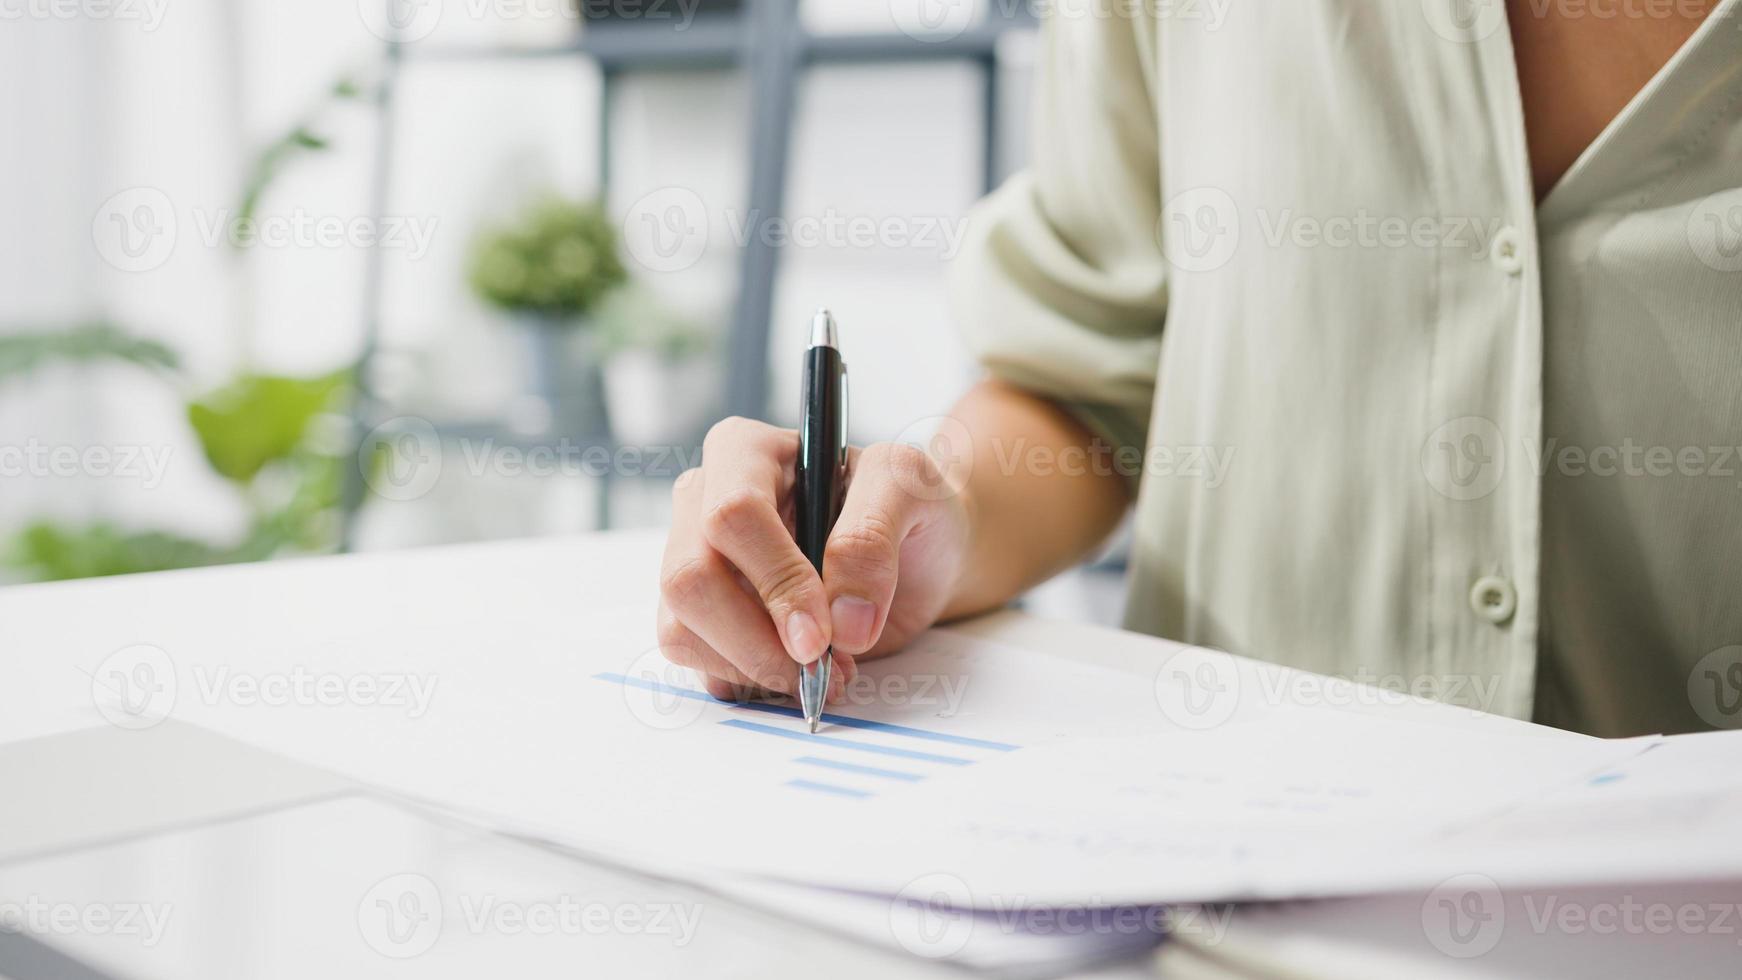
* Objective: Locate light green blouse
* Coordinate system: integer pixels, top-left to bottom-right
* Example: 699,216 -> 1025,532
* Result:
953,0 -> 1742,736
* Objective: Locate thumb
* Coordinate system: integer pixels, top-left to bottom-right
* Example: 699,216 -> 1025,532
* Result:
821,444 -> 931,656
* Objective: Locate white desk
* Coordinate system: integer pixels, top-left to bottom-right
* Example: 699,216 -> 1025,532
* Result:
0,530 -> 1561,978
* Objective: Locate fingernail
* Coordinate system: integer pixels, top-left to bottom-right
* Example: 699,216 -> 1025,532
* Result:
785,611 -> 826,664
830,595 -> 877,652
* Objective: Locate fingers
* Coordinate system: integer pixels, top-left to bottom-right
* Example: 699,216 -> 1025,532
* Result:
661,480 -> 807,697
698,418 -> 832,665
655,602 -> 759,700
822,443 -> 936,655
659,418 -> 938,706
657,602 -> 851,703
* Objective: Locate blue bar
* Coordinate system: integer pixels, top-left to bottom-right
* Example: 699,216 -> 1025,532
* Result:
593,671 -> 1020,752
595,671 -> 719,702
794,756 -> 924,782
786,779 -> 873,799
718,719 -> 973,765
735,700 -> 1020,752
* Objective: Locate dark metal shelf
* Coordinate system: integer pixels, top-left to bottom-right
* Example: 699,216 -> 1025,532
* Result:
397,19 -> 746,69
345,0 -> 1033,544
395,21 -> 1023,69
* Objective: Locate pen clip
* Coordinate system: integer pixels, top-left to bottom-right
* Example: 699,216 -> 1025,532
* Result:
838,361 -> 849,467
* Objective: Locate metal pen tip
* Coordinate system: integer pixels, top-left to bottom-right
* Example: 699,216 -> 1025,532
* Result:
810,308 -> 838,349
798,655 -> 831,733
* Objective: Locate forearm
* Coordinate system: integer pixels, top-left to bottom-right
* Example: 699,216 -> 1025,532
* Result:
939,379 -> 1133,620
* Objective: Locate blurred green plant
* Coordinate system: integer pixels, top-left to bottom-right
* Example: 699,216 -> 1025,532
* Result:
3,73 -> 376,583
7,524 -> 236,581
593,287 -> 712,361
236,76 -> 366,242
0,322 -> 180,381
2,332 -> 355,582
468,196 -> 628,320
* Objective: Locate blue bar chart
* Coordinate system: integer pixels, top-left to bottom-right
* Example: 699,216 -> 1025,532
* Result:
594,671 -> 1021,798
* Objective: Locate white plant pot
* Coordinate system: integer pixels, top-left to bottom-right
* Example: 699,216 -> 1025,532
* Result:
511,315 -> 606,437
603,351 -> 720,449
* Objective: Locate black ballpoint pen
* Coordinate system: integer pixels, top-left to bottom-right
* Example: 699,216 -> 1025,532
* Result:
796,308 -> 848,733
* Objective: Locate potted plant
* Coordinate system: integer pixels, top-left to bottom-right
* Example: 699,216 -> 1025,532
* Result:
593,287 -> 719,449
467,196 -> 627,436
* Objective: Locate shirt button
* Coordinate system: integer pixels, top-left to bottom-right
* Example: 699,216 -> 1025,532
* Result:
1470,576 -> 1517,625
1491,226 -> 1525,276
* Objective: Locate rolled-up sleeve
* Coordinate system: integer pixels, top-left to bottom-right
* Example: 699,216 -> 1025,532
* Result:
951,7 -> 1167,467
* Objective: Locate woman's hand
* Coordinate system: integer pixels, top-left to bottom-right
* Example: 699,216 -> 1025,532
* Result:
656,417 -> 972,702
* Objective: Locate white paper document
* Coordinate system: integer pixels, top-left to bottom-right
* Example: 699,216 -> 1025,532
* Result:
1370,729 -> 1742,892
756,710 -> 1653,905
153,614 -> 1719,914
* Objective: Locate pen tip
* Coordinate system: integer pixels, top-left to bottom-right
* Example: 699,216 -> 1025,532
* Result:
808,718 -> 820,734
810,309 -> 838,348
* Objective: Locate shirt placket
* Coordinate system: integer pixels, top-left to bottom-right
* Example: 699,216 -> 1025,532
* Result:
1416,6 -> 1546,720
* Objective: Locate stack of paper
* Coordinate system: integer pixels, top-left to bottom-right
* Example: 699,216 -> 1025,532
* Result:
135,615 -> 1742,971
